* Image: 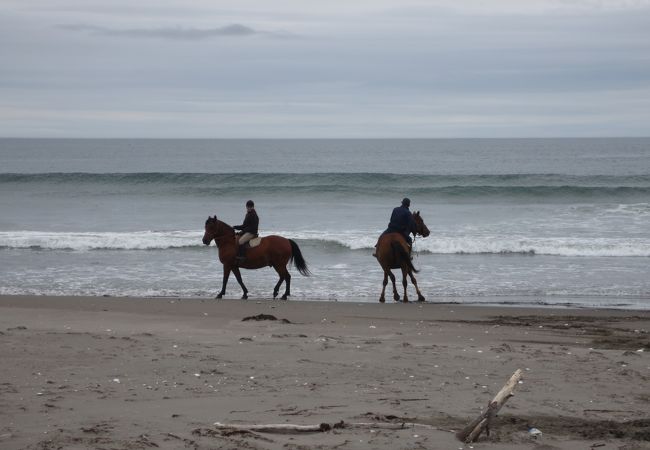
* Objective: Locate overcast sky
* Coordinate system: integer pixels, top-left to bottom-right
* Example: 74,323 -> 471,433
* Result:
1,0 -> 649,138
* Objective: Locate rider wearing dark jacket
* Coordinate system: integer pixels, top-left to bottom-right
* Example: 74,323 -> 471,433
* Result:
233,200 -> 259,261
384,198 -> 416,245
233,203 -> 259,235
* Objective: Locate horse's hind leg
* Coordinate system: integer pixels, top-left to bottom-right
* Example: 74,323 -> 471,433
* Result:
401,267 -> 409,303
272,265 -> 291,300
379,271 -> 388,303
389,270 -> 400,302
232,267 -> 248,300
408,271 -> 425,302
273,275 -> 284,299
281,270 -> 291,300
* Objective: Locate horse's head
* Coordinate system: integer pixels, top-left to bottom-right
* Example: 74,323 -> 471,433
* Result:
412,211 -> 430,237
202,215 -> 219,245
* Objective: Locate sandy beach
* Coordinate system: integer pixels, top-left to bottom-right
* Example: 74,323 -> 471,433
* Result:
0,295 -> 648,450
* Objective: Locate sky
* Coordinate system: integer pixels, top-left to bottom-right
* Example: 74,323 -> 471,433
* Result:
1,0 -> 649,138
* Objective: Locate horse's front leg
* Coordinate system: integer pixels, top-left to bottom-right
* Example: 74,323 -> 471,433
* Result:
217,266 -> 231,299
232,267 -> 248,300
401,267 -> 409,303
408,271 -> 425,302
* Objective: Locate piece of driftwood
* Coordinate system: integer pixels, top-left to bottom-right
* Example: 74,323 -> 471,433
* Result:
214,422 -> 331,433
213,421 -> 439,434
456,368 -> 523,443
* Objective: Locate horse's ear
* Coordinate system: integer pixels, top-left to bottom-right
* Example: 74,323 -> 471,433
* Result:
416,210 -> 420,216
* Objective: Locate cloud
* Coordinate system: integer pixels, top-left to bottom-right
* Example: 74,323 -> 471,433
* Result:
1,0 -> 648,137
57,23 -> 278,40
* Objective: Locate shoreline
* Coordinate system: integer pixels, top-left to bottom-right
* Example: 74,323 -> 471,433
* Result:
1,295 -> 648,449
1,293 -> 648,311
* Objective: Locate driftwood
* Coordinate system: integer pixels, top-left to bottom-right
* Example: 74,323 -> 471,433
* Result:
456,368 -> 523,443
214,422 -> 331,433
214,371 -> 524,441
213,421 -> 439,434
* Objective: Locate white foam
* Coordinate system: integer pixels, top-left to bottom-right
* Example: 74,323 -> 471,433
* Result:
416,236 -> 650,257
0,230 -> 202,251
284,230 -> 650,257
1,230 -> 649,257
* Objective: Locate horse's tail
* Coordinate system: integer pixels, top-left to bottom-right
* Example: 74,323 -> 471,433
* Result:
391,241 -> 419,273
289,239 -> 311,276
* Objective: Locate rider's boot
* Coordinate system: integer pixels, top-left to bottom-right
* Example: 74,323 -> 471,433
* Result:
235,245 -> 246,263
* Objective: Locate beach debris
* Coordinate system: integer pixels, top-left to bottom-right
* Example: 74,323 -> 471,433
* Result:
527,426 -> 542,439
456,369 -> 523,443
242,314 -> 291,323
112,378 -> 120,383
213,420 -> 439,434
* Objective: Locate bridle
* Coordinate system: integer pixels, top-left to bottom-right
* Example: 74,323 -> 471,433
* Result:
207,218 -> 234,248
411,214 -> 427,256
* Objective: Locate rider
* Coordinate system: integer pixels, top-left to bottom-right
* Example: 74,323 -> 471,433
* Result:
233,200 -> 259,262
373,197 -> 416,257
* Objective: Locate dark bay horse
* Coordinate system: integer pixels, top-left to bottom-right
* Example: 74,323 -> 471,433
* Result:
375,211 -> 430,303
202,216 -> 310,300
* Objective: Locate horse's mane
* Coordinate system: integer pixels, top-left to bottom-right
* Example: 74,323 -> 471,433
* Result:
206,216 -> 235,233
218,219 -> 234,232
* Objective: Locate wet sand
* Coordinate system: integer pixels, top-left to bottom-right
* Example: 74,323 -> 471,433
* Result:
1,295 -> 648,449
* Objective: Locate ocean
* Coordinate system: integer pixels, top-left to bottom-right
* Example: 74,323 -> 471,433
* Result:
1,138 -> 649,308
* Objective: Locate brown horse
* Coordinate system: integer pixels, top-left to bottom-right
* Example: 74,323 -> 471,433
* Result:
202,216 -> 310,300
375,211 -> 430,303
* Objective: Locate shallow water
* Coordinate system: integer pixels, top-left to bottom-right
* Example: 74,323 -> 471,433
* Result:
1,138 -> 649,308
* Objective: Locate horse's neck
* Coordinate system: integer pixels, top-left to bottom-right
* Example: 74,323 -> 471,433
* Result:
215,221 -> 236,247
218,220 -> 234,232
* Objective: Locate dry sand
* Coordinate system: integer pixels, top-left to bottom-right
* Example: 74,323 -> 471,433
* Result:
0,295 -> 648,450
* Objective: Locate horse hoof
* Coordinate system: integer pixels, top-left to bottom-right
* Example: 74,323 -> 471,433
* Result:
393,295 -> 400,302
418,295 -> 426,302
241,294 -> 248,300
281,294 -> 288,300
273,291 -> 278,299
216,293 -> 223,299
379,297 -> 385,303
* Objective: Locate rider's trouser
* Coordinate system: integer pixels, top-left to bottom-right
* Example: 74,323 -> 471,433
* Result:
238,233 -> 255,246
237,233 -> 255,258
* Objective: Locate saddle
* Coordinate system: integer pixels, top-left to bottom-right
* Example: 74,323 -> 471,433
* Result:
245,236 -> 262,248
235,234 -> 262,248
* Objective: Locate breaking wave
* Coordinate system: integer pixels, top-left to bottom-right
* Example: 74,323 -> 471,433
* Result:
1,230 -> 648,257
